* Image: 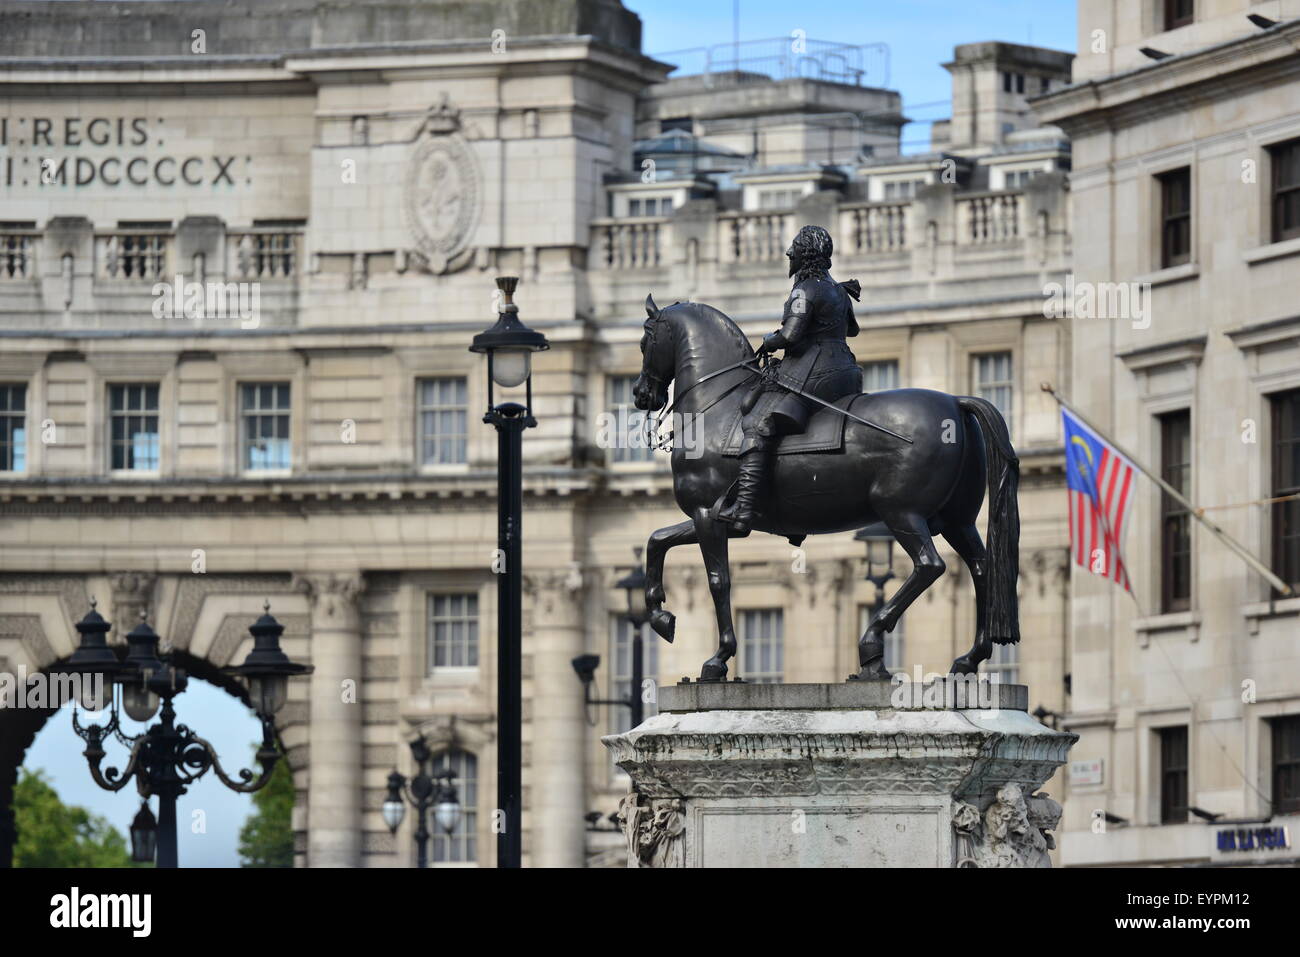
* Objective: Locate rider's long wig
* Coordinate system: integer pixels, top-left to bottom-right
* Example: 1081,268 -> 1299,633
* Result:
790,225 -> 833,282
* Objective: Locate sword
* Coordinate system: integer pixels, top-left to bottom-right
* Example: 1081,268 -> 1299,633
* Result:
763,364 -> 913,444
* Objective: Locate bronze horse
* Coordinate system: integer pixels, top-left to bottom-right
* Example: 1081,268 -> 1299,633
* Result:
632,296 -> 1020,681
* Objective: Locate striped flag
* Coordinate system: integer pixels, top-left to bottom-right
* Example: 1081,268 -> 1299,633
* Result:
1062,407 -> 1134,590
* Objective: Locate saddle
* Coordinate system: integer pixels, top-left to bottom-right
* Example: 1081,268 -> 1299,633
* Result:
720,393 -> 863,457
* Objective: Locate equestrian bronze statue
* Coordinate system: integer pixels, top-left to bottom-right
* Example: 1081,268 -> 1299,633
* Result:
632,225 -> 1020,681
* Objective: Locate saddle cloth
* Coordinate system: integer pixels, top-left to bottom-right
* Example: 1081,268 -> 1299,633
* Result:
720,393 -> 863,457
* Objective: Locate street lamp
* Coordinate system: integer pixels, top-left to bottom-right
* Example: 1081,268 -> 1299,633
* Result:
571,548 -> 653,728
382,734 -> 462,868
129,802 -> 157,864
469,276 -> 549,870
854,527 -> 896,676
56,601 -> 312,868
855,526 -> 895,609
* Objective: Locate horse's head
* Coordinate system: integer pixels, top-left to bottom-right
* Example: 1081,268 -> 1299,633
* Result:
633,293 -> 672,412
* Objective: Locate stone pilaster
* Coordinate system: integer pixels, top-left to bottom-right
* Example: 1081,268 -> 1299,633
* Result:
294,572 -> 366,868
522,564 -> 587,867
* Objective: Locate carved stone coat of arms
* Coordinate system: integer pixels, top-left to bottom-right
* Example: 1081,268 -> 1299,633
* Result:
403,96 -> 482,274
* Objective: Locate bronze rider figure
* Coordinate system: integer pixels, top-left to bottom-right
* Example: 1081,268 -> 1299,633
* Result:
717,224 -> 863,534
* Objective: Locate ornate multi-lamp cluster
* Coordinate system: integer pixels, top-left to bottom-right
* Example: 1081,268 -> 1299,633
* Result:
54,599 -> 313,867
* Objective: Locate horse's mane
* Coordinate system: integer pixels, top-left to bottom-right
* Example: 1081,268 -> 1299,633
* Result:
662,301 -> 755,359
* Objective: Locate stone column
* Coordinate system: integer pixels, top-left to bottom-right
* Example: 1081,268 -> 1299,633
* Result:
524,565 -> 587,867
295,572 -> 366,868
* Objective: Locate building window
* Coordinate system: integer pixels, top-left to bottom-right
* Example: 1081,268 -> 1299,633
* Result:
858,604 -> 904,672
984,642 -> 1019,684
1003,169 -> 1038,189
1270,389 -> 1300,590
861,359 -> 899,392
428,593 -> 479,671
1164,0 -> 1193,31
432,749 -> 477,863
609,615 -> 659,735
758,189 -> 800,209
973,351 -> 1013,437
1269,138 -> 1300,244
0,384 -> 26,472
1158,725 -> 1189,824
1159,410 -> 1192,613
1014,73 -> 1025,94
418,377 -> 468,465
108,383 -> 160,471
1040,76 -> 1052,93
608,374 -> 653,463
1272,715 -> 1300,815
882,179 -> 926,201
737,609 -> 783,683
0,223 -> 35,279
1158,167 -> 1192,268
240,382 -> 290,471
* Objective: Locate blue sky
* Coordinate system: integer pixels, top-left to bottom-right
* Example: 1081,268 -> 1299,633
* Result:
25,681 -> 262,868
634,0 -> 1078,151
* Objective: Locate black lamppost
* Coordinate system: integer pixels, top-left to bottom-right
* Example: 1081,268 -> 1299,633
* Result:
470,276 -> 549,869
855,527 -> 895,610
381,734 -> 462,868
571,547 -> 652,728
56,600 -> 312,868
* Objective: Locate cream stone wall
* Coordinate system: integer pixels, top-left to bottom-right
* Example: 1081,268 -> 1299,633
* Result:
1037,9 -> 1300,866
1,0 -> 1079,868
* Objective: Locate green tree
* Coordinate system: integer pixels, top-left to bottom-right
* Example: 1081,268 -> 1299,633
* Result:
13,767 -> 139,868
238,752 -> 294,867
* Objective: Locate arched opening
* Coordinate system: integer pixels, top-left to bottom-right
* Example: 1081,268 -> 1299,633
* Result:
1,651 -> 290,867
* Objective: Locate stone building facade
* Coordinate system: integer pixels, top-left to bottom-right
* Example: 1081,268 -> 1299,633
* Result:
1036,1 -> 1300,866
1,0 -> 1076,867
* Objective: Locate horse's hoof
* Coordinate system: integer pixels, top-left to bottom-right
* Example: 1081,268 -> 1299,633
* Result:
949,657 -> 976,675
854,659 -> 892,681
699,660 -> 727,682
650,609 -> 675,643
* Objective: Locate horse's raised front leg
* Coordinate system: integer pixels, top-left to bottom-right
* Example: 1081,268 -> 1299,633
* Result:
694,508 -> 740,682
644,519 -> 697,643
852,510 -> 946,681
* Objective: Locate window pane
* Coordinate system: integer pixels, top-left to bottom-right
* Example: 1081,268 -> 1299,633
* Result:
431,750 -> 478,863
609,614 -> 659,741
608,375 -> 654,463
428,592 -> 479,673
418,377 -> 468,465
241,382 -> 291,471
737,609 -> 783,683
1160,410 -> 1192,612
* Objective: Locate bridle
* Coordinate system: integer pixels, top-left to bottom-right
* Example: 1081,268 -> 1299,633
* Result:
639,311 -> 759,453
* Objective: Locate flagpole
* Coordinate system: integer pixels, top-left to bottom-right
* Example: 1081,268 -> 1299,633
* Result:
1041,382 -> 1294,598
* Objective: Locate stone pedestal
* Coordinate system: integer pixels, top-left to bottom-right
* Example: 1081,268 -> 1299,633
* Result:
602,679 -> 1076,868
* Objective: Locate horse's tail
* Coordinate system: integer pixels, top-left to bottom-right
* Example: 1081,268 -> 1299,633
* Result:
958,396 -> 1020,644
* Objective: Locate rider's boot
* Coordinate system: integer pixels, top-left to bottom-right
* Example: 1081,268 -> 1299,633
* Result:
717,433 -> 774,534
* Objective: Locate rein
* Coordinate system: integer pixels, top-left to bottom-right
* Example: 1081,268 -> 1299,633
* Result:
648,358 -> 758,453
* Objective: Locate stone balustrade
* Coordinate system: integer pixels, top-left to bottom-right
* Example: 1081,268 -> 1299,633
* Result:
227,228 -> 302,280
95,230 -> 170,280
0,230 -> 35,280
